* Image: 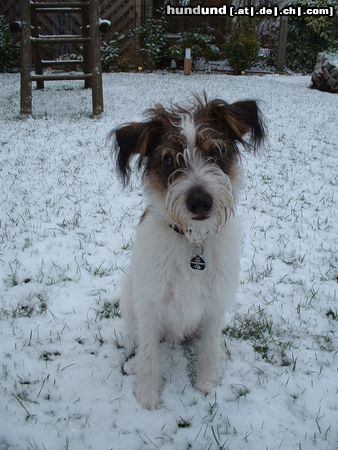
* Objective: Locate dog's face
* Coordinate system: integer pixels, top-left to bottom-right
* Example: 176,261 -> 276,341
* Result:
114,96 -> 265,243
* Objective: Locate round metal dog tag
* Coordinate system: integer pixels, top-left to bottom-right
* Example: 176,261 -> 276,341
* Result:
190,255 -> 206,271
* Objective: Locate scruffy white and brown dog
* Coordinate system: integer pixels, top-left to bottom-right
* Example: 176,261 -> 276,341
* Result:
113,95 -> 265,409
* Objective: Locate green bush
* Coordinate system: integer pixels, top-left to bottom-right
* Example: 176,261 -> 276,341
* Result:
168,26 -> 220,64
137,11 -> 168,69
286,0 -> 336,73
101,32 -> 125,72
224,18 -> 260,74
0,15 -> 19,72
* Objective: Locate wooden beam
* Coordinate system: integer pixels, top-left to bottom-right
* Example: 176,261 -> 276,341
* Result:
35,7 -> 83,12
31,2 -> 89,8
31,73 -> 92,80
88,0 -> 103,115
41,59 -> 84,65
31,7 -> 44,89
276,17 -> 288,73
31,36 -> 90,43
20,0 -> 32,116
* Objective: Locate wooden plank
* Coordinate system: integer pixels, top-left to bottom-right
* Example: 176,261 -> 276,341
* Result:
276,17 -> 288,73
35,7 -> 83,12
20,0 -> 32,116
31,36 -> 90,43
88,0 -> 103,115
41,59 -> 84,65
81,4 -> 91,87
31,7 -> 44,89
31,73 -> 92,80
31,2 -> 89,8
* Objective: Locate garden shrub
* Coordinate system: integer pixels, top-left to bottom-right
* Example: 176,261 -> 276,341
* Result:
101,32 -> 125,72
224,18 -> 260,74
168,26 -> 220,65
286,0 -> 336,73
137,11 -> 169,69
0,15 -> 19,72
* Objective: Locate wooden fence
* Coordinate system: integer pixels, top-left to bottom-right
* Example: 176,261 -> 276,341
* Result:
1,0 -> 291,70
0,0 -> 140,43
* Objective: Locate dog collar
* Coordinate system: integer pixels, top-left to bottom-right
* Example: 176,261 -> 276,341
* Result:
168,223 -> 206,271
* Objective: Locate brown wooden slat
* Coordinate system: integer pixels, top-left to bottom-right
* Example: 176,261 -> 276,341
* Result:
110,4 -> 133,31
41,59 -> 84,65
114,15 -> 133,34
31,36 -> 90,43
31,73 -> 92,80
31,2 -> 89,8
35,7 -> 83,12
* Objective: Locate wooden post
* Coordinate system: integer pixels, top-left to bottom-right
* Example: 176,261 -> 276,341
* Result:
88,0 -> 103,115
82,4 -> 91,88
20,0 -> 32,116
276,16 -> 288,73
184,48 -> 192,76
31,8 -> 44,89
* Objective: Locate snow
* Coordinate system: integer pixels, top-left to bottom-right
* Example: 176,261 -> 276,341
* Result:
0,72 -> 337,450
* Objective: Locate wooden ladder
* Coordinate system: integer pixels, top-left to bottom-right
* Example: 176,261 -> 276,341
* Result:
20,0 -> 104,116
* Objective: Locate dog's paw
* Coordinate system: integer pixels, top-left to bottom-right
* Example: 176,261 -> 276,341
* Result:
195,380 -> 217,395
122,357 -> 136,375
135,384 -> 160,410
195,372 -> 220,395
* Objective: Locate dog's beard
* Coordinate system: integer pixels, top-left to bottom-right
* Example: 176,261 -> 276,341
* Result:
165,149 -> 235,244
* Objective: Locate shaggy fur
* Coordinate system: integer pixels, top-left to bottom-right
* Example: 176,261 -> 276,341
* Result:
113,95 -> 265,409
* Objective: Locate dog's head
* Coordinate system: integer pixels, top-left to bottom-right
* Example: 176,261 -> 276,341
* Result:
113,95 -> 265,243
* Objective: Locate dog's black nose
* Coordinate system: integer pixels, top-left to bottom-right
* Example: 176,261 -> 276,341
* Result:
186,187 -> 213,218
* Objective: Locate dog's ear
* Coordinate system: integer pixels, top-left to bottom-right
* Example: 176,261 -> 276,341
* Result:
113,120 -> 162,186
208,99 -> 265,152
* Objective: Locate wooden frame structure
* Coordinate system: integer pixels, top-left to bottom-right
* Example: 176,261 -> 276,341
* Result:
20,0 -> 103,117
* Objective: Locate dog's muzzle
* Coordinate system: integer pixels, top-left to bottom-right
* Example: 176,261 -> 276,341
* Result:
186,186 -> 213,221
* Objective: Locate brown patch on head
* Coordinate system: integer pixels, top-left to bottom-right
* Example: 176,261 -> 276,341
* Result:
203,98 -> 265,151
112,95 -> 264,191
194,124 -> 239,178
146,143 -> 183,197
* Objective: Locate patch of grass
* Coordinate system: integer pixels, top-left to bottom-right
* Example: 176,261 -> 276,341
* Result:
223,310 -> 301,365
222,311 -> 273,342
177,417 -> 192,428
97,300 -> 120,319
12,304 -> 35,318
252,344 -> 270,361
58,210 -> 81,230
40,350 -> 61,362
316,333 -> 334,352
6,260 -> 20,287
326,308 -> 337,321
11,292 -> 48,318
93,263 -> 111,277
223,311 -> 283,364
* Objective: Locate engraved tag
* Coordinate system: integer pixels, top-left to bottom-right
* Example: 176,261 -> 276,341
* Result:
190,255 -> 206,271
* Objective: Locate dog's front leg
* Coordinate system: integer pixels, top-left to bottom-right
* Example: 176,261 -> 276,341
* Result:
135,319 -> 161,410
195,317 -> 223,395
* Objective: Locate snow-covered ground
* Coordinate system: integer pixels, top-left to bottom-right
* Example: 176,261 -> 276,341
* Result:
0,73 -> 337,450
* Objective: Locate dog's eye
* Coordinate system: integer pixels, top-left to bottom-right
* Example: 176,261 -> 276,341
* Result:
209,147 -> 221,159
162,153 -> 174,169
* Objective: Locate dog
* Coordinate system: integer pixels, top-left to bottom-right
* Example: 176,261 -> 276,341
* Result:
113,94 -> 265,409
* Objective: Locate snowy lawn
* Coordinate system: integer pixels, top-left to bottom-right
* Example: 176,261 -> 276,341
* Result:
0,73 -> 337,450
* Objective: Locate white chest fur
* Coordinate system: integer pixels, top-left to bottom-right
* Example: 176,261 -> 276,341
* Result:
128,214 -> 241,342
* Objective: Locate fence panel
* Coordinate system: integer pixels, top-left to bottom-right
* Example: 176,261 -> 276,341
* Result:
0,0 -> 137,59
